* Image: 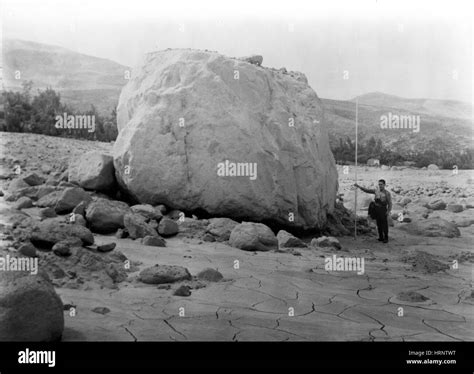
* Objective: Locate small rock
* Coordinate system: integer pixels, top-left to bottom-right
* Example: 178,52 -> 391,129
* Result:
173,285 -> 191,297
447,204 -> 463,213
276,230 -> 307,248
141,235 -> 166,247
115,228 -> 128,239
18,242 -> 37,257
14,196 -> 33,210
22,172 -> 45,186
92,307 -> 111,315
97,242 -> 116,252
39,207 -> 57,219
311,236 -> 342,250
139,264 -> 192,284
197,268 -> 223,282
158,218 -> 179,237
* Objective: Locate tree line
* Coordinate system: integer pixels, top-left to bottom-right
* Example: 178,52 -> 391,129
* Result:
331,135 -> 473,169
0,81 -> 118,142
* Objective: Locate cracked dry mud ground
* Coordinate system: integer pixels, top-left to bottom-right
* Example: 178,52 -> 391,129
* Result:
58,226 -> 473,341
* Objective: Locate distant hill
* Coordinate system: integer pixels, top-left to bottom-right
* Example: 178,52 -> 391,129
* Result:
352,92 -> 472,121
2,39 -> 128,114
322,95 -> 473,155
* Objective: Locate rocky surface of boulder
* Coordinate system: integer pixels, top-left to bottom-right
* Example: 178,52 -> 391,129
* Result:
399,218 -> 461,238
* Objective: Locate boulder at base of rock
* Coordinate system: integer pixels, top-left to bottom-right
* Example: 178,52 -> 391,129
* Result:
399,218 -> 461,238
85,198 -> 130,233
18,242 -> 37,257
173,285 -> 191,296
276,230 -> 307,248
0,270 -> 64,341
311,236 -> 342,250
113,49 -> 338,230
55,187 -> 92,214
157,218 -> 179,237
206,218 -> 239,241
124,213 -> 158,239
68,151 -> 116,191
29,219 -> 94,248
130,204 -> 163,221
139,265 -> 192,284
229,222 -> 278,251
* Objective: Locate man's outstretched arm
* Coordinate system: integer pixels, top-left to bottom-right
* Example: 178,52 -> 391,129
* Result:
354,183 -> 375,194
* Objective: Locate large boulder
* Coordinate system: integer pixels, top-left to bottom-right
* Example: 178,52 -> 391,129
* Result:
113,49 -> 338,230
399,218 -> 461,238
68,151 -> 116,191
0,270 -> 64,341
425,198 -> 446,211
229,222 -> 278,251
85,198 -> 130,233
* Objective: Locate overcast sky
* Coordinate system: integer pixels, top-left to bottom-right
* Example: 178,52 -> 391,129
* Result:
2,0 -> 472,102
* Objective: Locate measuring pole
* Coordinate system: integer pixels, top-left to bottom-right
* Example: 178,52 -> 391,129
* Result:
354,99 -> 358,240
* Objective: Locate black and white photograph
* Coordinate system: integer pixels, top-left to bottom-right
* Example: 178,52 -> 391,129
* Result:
0,0 -> 472,370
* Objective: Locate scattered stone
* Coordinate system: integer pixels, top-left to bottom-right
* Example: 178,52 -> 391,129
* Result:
229,222 -> 278,251
173,285 -> 191,297
141,235 -> 166,247
55,187 -> 92,214
427,164 -> 439,170
105,263 -> 128,283
311,236 -> 342,250
196,268 -> 223,282
92,307 -> 110,315
402,251 -> 450,274
206,218 -> 239,241
13,196 -> 33,210
68,151 -> 116,191
0,270 -> 64,341
39,207 -> 57,219
399,218 -> 461,238
203,233 -> 216,242
18,242 -> 37,257
8,178 -> 30,192
124,212 -> 157,239
30,218 -> 94,248
139,265 -> 192,284
130,204 -> 163,221
70,213 -> 87,226
158,217 -> 179,237
52,238 -> 81,256
22,172 -> 45,186
97,242 -> 116,253
447,204 -> 463,213
276,230 -> 307,248
425,198 -> 446,210
157,284 -> 171,290
85,198 -> 130,233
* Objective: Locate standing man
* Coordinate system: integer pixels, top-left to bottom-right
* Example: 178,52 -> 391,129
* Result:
354,179 -> 392,243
